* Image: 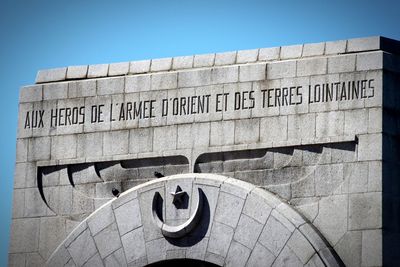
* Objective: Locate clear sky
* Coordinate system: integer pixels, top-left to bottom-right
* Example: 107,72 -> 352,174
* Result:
0,0 -> 399,265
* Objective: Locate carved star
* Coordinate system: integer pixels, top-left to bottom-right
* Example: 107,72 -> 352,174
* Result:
170,185 -> 186,206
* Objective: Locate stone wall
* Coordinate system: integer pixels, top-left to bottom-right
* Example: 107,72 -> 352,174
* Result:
10,36 -> 400,266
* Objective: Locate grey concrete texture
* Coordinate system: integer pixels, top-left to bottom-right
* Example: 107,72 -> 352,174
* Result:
46,174 -> 341,267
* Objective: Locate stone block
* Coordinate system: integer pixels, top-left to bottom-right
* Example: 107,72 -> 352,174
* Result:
316,111 -> 344,137
103,130 -> 129,156
36,67 -> 67,83
328,54 -> 356,73
97,77 -> 125,95
361,229 -> 382,266
28,137 -> 51,161
287,114 -> 316,140
222,83 -> 252,120
88,64 -> 109,78
334,230 -> 362,267
20,85 -> 42,103
344,162 -> 368,193
260,116 -> 288,143
83,253 -> 103,267
178,69 -> 211,87
39,217 -> 67,260
272,246 -> 303,267
215,51 -> 236,66
358,134 -> 382,161
114,198 -> 142,235
46,244 -> 71,267
214,192 -> 244,228
125,74 -> 151,93
258,215 -> 292,256
287,230 -> 315,264
207,221 -> 234,257
246,242 -> 275,267
43,82 -> 68,100
12,189 -> 24,218
356,51 -> 383,71
280,44 -> 303,59
210,121 -> 235,146
67,229 -> 97,266
234,118 -> 260,144
242,190 -> 273,224
51,135 -> 77,160
66,65 -> 88,79
368,108 -> 382,133
315,164 -> 343,196
77,132 -> 103,158
9,218 -> 40,253
94,223 -> 122,259
104,248 -> 127,267
151,72 -> 177,90
194,53 -> 215,67
129,60 -> 151,74
212,66 -> 239,84
313,194 -> 347,245
292,175 -> 315,198
25,253 -> 44,266
225,240 -> 251,267
297,58 -> 327,76
239,63 -> 266,82
368,161 -> 382,192
153,126 -> 177,152
267,60 -> 296,79
349,192 -> 382,230
177,123 -> 210,149
172,56 -> 193,69
234,214 -> 263,249
146,238 -> 167,263
150,58 -> 172,72
108,62 -> 129,76
68,80 -> 96,98
325,40 -> 347,55
302,42 -> 325,57
236,49 -> 259,63
87,205 -> 114,236
15,139 -> 28,163
347,36 -> 380,53
259,47 -> 280,61
129,128 -> 153,153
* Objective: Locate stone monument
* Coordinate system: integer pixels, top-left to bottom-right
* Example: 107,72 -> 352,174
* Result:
10,36 -> 400,266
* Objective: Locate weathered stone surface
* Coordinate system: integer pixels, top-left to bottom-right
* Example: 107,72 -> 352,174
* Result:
125,74 -> 151,92
234,214 -> 263,249
258,215 -> 291,256
150,58 -> 172,72
361,229 -> 382,266
97,77 -> 125,95
10,218 -> 40,253
246,242 -> 275,266
225,240 -> 251,267
20,85 -> 42,103
114,198 -> 141,235
103,130 -> 129,156
43,82 -> 68,100
129,60 -> 151,74
215,51 -> 236,66
314,194 -> 347,245
67,229 -> 97,266
93,223 -> 122,259
67,65 -> 88,79
267,60 -> 296,79
328,54 -> 356,73
239,63 -> 266,82
36,67 -> 67,83
325,40 -> 347,55
108,62 -> 129,76
121,227 -> 146,263
259,47 -> 280,61
194,53 -> 215,67
349,192 -> 382,230
302,42 -> 325,57
297,58 -> 327,77
207,221 -> 234,257
281,44 -> 303,59
172,56 -> 193,69
88,64 -> 109,78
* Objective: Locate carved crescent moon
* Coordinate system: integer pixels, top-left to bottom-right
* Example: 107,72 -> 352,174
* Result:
152,188 -> 204,238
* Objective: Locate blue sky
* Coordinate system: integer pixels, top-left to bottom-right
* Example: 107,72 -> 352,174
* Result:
0,0 -> 399,265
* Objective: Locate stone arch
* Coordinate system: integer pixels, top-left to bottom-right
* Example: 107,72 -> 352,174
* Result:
47,174 -> 343,267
